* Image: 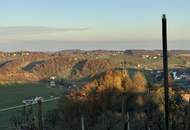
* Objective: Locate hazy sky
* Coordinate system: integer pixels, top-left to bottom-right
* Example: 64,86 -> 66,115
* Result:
0,0 -> 189,51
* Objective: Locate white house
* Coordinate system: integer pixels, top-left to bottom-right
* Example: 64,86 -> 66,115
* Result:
172,71 -> 180,80
50,76 -> 56,80
22,96 -> 44,105
153,56 -> 158,59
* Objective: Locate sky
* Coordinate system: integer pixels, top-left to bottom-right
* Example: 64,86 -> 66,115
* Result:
0,0 -> 189,51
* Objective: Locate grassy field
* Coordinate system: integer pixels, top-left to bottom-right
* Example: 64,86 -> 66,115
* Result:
0,83 -> 63,130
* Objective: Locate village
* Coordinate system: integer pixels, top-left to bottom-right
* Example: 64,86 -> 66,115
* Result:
150,69 -> 190,82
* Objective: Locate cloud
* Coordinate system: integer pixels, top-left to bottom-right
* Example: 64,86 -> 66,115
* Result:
0,26 -> 90,41
0,26 -> 89,35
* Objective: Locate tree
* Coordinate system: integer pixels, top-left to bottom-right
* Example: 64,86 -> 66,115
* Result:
132,72 -> 147,93
121,71 -> 133,92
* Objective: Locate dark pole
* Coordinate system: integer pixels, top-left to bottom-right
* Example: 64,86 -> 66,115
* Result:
38,100 -> 43,130
162,14 -> 169,130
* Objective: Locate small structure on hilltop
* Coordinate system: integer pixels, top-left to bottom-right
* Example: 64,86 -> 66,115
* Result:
137,64 -> 141,68
49,76 -> 57,87
172,71 -> 178,80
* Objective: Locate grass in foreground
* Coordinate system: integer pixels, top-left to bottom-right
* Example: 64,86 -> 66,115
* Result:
0,83 -> 62,130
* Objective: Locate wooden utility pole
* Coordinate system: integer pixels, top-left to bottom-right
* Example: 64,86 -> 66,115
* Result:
81,115 -> 85,130
122,93 -> 126,117
38,100 -> 43,130
122,93 -> 130,130
162,14 -> 169,130
126,112 -> 130,130
122,93 -> 126,130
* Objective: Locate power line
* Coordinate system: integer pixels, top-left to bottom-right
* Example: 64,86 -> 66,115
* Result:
0,97 -> 60,112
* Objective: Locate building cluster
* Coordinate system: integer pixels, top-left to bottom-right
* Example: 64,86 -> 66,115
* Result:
142,54 -> 161,60
48,76 -> 77,90
171,71 -> 190,80
5,52 -> 30,57
150,69 -> 190,82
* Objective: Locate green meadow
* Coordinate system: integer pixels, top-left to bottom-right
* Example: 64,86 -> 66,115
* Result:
0,83 -> 63,130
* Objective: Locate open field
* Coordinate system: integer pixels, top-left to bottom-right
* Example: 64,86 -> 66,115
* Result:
0,83 -> 63,130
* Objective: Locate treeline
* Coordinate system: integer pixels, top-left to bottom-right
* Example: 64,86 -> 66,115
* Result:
9,70 -> 190,130
58,70 -> 148,129
57,70 -> 190,130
